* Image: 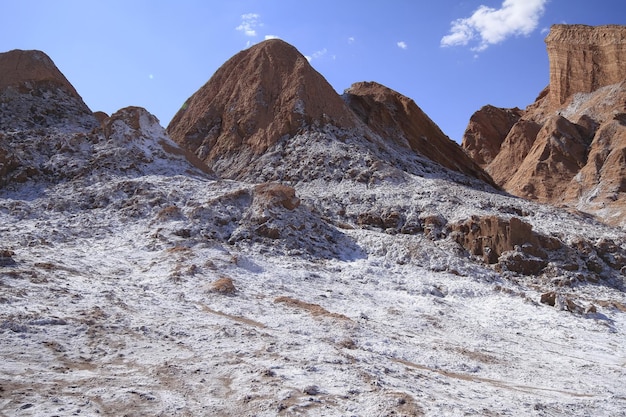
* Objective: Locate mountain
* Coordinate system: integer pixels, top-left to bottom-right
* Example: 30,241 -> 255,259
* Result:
462,24 -> 626,227
167,39 -> 494,186
0,49 -> 96,130
1,44 -> 626,416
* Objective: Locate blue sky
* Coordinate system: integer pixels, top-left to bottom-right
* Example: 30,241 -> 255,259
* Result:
2,0 -> 625,142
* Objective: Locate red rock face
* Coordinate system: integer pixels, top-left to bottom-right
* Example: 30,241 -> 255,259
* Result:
344,81 -> 496,186
461,105 -> 523,167
546,25 -> 626,106
166,39 -> 356,178
462,24 -> 626,226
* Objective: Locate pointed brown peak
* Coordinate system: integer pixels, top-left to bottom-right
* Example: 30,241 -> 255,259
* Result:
461,105 -> 524,167
344,81 -> 496,186
167,39 -> 356,178
0,49 -> 95,130
0,49 -> 80,98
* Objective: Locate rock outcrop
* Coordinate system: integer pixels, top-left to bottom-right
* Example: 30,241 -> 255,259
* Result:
461,105 -> 523,167
462,25 -> 626,226
546,25 -> 626,106
0,49 -> 96,130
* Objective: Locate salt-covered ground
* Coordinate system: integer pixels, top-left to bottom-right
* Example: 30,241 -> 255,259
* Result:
1,165 -> 625,416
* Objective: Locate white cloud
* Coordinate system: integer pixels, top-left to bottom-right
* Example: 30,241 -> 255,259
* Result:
441,0 -> 547,52
236,13 -> 261,37
305,48 -> 328,62
265,34 -> 280,40
348,36 -> 355,44
397,41 -> 408,50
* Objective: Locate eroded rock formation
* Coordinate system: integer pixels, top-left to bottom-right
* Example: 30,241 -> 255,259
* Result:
546,24 -> 626,106
462,24 -> 626,226
168,39 -> 496,187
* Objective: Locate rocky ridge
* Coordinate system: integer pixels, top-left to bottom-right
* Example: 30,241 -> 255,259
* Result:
167,39 -> 494,186
462,24 -> 626,227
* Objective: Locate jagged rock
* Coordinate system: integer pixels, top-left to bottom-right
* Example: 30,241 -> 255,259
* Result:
502,115 -> 589,201
461,105 -> 524,167
498,249 -> 547,275
546,25 -> 626,106
450,216 -> 545,264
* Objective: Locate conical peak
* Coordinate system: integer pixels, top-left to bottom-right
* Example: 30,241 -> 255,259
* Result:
0,49 -> 80,97
167,39 -> 356,177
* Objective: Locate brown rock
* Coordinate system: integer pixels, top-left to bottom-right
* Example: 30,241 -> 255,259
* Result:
210,277 -> 237,294
253,183 -> 300,211
545,24 -> 626,106
502,115 -> 589,201
461,105 -> 524,167
485,118 -> 542,187
462,25 -> 626,226
0,49 -> 81,96
540,291 -> 556,306
167,39 -> 356,178
345,81 -> 496,186
451,216 -> 544,264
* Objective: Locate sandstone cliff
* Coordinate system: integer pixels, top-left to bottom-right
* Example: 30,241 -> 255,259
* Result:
462,25 -> 626,226
546,24 -> 626,106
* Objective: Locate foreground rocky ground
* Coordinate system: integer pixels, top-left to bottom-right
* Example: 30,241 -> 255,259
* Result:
1,112 -> 625,416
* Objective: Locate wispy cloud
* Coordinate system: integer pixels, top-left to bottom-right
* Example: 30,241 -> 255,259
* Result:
236,13 -> 261,37
441,0 -> 547,52
305,48 -> 328,62
397,41 -> 408,50
348,36 -> 355,44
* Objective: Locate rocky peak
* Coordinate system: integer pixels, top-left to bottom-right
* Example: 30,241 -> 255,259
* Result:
461,105 -> 524,167
0,49 -> 80,95
0,49 -> 96,130
546,24 -> 626,106
166,39 -> 355,177
344,81 -> 496,186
